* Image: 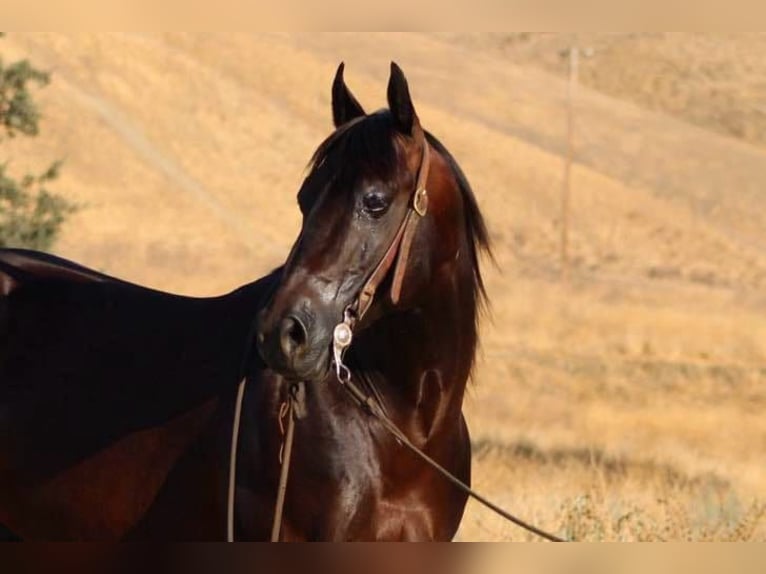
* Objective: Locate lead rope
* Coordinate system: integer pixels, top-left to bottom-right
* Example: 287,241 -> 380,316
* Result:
332,316 -> 566,543
270,383 -> 298,542
227,376 -> 247,542
227,377 -> 299,542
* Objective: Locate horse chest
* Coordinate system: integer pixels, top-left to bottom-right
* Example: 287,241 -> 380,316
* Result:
274,427 -> 460,541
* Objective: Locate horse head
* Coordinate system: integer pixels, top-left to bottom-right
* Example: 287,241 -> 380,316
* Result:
256,62 -> 488,384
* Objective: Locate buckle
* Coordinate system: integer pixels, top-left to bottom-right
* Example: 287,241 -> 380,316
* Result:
413,187 -> 428,216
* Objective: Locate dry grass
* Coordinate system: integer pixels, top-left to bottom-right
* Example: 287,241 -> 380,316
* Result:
2,33 -> 765,541
456,439 -> 766,542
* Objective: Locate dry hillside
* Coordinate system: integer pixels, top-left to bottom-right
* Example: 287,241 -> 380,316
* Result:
2,33 -> 765,541
444,33 -> 766,148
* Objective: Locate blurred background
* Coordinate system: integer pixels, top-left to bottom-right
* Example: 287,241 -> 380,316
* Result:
2,32 -> 765,540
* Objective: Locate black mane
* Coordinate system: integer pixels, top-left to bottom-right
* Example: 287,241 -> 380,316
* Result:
424,130 -> 492,308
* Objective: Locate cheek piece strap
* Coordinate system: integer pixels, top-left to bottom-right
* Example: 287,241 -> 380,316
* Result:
332,131 -> 431,381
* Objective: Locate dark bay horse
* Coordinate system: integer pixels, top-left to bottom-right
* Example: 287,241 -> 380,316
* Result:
0,62 -> 489,541
0,248 -> 279,539
240,63 -> 490,541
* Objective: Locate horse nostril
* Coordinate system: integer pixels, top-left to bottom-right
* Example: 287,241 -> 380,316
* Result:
279,315 -> 308,357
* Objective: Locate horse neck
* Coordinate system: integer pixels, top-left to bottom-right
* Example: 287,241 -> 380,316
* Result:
352,233 -> 479,440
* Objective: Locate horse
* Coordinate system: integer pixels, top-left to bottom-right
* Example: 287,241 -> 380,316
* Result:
238,62 -> 490,541
0,248 -> 281,540
0,61 -> 490,541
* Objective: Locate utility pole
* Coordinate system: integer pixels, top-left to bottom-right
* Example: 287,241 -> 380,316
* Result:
559,45 -> 592,283
560,46 -> 578,283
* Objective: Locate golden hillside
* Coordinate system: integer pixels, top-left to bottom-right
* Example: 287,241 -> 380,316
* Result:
3,33 -> 766,540
452,33 -> 766,147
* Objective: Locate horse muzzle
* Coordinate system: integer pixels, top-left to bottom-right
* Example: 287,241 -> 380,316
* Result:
256,306 -> 332,382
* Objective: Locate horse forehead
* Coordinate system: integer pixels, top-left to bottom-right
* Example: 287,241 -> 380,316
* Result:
324,166 -> 408,201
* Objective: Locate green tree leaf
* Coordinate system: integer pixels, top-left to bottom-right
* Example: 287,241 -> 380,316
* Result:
0,34 -> 73,250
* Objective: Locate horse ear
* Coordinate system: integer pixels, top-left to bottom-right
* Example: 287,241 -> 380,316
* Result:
332,62 -> 365,127
387,62 -> 419,135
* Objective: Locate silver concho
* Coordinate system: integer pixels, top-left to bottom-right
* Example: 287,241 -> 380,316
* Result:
333,322 -> 353,350
332,319 -> 354,384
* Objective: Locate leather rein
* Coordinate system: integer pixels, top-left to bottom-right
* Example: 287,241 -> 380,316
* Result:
226,129 -> 565,543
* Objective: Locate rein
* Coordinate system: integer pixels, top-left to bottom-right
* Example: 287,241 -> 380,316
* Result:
226,129 -> 564,542
270,382 -> 300,541
337,373 -> 565,542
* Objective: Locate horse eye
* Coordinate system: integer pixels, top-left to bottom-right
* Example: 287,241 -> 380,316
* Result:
361,192 -> 391,217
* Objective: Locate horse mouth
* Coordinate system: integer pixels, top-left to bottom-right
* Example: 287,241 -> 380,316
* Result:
256,335 -> 331,383
287,353 -> 332,383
